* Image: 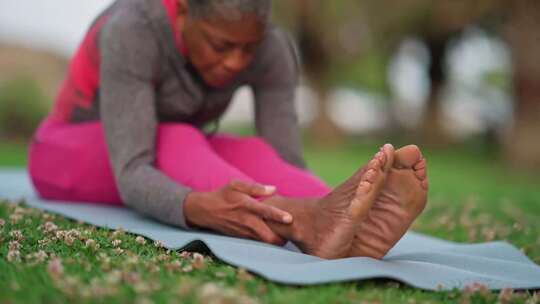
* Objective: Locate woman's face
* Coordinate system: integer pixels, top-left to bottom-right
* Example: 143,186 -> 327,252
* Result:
178,5 -> 266,88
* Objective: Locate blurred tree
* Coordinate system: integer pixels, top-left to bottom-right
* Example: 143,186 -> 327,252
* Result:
0,77 -> 48,140
362,0 -> 505,145
274,0 -> 505,145
503,0 -> 540,170
0,44 -> 66,105
275,1 -> 378,145
287,0 -> 345,145
274,0 -> 540,171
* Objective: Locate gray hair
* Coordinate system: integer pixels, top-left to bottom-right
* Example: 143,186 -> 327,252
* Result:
187,0 -> 271,21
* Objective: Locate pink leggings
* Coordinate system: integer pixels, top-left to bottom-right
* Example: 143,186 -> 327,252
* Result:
28,117 -> 332,206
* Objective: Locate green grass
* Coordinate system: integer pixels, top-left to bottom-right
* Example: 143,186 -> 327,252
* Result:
0,140 -> 28,167
1,140 -> 539,303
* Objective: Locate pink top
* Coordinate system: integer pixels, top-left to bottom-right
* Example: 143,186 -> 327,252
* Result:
52,0 -> 187,121
162,0 -> 189,56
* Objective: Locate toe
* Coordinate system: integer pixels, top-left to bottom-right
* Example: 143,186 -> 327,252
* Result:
357,180 -> 372,195
375,150 -> 386,166
413,158 -> 426,170
381,143 -> 395,172
413,158 -> 427,181
363,168 -> 378,183
414,168 -> 426,180
350,181 -> 374,219
368,157 -> 382,171
421,179 -> 429,190
394,145 -> 423,169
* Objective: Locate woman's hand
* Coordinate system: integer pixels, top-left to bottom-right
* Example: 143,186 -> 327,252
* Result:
183,179 -> 292,246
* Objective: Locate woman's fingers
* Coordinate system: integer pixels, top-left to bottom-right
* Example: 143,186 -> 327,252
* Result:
229,179 -> 276,197
244,199 -> 293,224
247,218 -> 287,246
219,217 -> 285,246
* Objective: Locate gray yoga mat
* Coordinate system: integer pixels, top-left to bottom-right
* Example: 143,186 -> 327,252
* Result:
1,168 -> 539,291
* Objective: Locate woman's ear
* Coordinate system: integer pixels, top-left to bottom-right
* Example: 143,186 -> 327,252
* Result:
177,0 -> 188,17
176,0 -> 188,30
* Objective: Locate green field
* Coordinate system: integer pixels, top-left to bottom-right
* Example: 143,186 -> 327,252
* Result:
1,140 -> 539,303
0,141 -> 28,168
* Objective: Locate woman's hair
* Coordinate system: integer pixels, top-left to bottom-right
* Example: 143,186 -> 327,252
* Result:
187,0 -> 271,21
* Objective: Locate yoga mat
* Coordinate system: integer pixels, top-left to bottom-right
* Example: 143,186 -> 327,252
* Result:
1,168 -> 539,291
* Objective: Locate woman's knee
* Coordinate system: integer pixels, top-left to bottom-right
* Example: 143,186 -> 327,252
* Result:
157,123 -> 207,145
28,130 -> 121,204
240,136 -> 278,155
210,135 -> 284,165
155,123 -> 219,175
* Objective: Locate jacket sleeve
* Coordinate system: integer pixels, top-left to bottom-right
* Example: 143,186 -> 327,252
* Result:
98,9 -> 192,229
251,29 -> 307,170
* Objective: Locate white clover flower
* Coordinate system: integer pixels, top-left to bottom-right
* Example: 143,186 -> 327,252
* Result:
27,250 -> 49,263
182,265 -> 193,273
165,260 -> 182,272
43,221 -> 58,233
111,228 -> 125,238
104,270 -> 122,285
7,250 -> 21,262
135,236 -> 146,245
85,239 -> 96,248
35,250 -> 49,262
42,213 -> 54,220
125,255 -> 139,266
123,272 -> 141,284
236,268 -> 254,281
9,214 -> 22,224
64,235 -> 75,246
198,282 -> 258,304
133,282 -> 151,294
8,240 -> 20,251
192,253 -> 206,270
67,229 -> 81,239
55,230 -> 66,240
157,254 -> 170,262
9,230 -> 24,241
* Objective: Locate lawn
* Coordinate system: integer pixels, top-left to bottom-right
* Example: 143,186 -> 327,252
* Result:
1,139 -> 539,303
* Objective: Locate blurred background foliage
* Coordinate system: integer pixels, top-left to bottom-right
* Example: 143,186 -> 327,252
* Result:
272,0 -> 540,172
0,77 -> 48,139
0,0 -> 539,174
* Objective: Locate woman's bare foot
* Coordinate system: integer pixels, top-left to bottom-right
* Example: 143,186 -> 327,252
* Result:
262,146 -> 392,259
349,145 -> 429,259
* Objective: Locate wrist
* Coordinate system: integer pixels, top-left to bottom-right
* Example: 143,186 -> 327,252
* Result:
183,191 -> 207,228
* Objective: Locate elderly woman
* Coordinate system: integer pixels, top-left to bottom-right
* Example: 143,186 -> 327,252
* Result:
28,0 -> 428,259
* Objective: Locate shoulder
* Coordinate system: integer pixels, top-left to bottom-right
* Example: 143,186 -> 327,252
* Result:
100,0 -> 156,46
99,0 -> 160,75
260,26 -> 300,65
248,25 -> 300,86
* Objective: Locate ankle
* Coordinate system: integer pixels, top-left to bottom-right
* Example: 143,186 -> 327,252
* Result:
266,195 -> 318,244
289,198 -> 319,245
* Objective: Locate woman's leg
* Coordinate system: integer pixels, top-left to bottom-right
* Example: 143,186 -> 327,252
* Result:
28,119 -> 397,259
28,117 -> 123,205
154,123 -> 255,192
28,119 -> 254,205
206,136 -> 392,259
208,133 -> 332,198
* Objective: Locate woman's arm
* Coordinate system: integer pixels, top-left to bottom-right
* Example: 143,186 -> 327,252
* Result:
99,9 -> 193,228
251,28 -> 307,170
99,9 -> 293,240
